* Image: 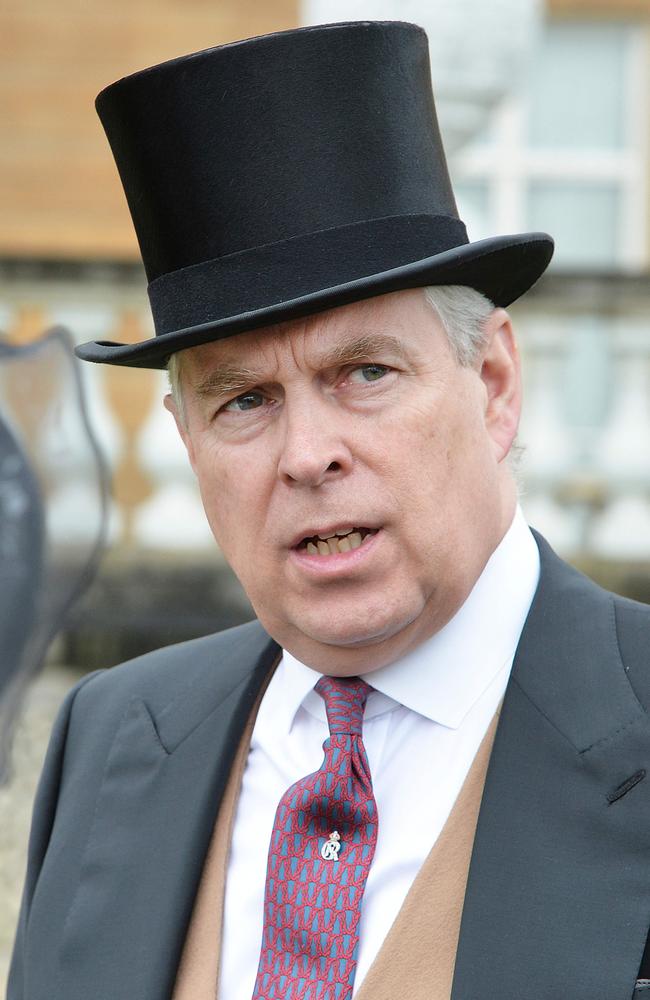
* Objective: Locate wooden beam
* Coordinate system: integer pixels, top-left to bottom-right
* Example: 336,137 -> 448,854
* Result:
548,0 -> 650,16
0,1 -> 299,260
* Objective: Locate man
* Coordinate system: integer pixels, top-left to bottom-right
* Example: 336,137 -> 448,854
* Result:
9,20 -> 650,1000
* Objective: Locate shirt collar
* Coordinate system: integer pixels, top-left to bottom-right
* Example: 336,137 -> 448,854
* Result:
273,507 -> 540,733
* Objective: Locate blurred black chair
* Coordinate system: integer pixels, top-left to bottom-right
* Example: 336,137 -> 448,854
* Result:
0,327 -> 108,781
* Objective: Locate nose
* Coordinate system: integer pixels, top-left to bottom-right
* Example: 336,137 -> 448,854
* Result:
277,399 -> 353,488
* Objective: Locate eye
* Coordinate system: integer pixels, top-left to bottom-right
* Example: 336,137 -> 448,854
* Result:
349,364 -> 390,383
222,390 -> 266,412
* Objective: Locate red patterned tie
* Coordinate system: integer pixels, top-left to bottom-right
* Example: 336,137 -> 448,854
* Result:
251,675 -> 378,1000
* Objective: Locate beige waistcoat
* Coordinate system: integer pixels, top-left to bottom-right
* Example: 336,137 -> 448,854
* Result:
173,700 -> 499,1000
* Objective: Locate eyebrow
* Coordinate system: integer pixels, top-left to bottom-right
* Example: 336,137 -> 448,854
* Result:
190,333 -> 409,400
191,366 -> 265,400
316,334 -> 409,369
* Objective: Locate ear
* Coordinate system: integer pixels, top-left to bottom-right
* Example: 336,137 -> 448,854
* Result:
163,393 -> 198,473
478,309 -> 522,463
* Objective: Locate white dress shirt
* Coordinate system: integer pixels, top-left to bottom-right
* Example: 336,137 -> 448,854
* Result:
218,508 -> 540,998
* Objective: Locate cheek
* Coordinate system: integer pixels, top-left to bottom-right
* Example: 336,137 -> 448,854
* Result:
194,453 -> 238,538
194,448 -> 271,562
398,401 -> 488,516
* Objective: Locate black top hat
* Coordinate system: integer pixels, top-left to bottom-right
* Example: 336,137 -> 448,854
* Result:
76,21 -> 553,370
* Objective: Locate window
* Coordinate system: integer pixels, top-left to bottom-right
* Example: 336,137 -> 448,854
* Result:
453,18 -> 649,271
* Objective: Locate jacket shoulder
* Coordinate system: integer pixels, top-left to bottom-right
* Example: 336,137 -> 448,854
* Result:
71,618 -> 274,722
516,531 -> 650,746
612,591 -> 650,711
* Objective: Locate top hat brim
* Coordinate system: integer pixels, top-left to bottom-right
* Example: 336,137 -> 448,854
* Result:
75,231 -> 553,370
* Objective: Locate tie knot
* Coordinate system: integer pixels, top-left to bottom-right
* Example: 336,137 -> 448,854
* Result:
314,675 -> 372,736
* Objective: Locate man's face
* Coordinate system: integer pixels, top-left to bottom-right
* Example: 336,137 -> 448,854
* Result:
167,289 -> 520,674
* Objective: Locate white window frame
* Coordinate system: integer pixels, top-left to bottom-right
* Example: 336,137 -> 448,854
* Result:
453,18 -> 649,271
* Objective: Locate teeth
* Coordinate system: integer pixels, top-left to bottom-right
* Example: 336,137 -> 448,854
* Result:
318,528 -> 353,540
302,528 -> 375,556
304,530 -> 369,556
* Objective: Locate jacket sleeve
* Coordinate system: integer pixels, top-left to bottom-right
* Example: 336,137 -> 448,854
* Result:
6,670 -> 104,1000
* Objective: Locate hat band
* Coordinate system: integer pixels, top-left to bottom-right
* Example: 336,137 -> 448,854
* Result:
147,213 -> 468,337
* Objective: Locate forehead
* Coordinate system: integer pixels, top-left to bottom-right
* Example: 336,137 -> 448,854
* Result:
179,288 -> 446,380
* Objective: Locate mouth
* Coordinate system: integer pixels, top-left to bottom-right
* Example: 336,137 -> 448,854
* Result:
295,526 -> 378,556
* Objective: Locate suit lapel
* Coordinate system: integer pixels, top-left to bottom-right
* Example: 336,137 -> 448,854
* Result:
58,624 -> 279,1000
452,535 -> 650,1000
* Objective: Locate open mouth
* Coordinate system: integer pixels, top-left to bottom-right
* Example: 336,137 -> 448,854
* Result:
297,527 -> 377,556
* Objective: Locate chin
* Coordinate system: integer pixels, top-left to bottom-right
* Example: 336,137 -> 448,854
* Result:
293,602 -> 418,650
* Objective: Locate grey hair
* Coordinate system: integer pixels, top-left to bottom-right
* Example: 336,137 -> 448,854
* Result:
423,285 -> 494,366
167,351 -> 185,424
166,285 -> 496,422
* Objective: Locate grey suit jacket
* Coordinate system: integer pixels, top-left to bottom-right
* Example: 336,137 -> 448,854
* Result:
8,533 -> 650,1000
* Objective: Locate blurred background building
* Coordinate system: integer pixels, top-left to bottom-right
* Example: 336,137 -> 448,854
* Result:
1,0 -> 650,669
